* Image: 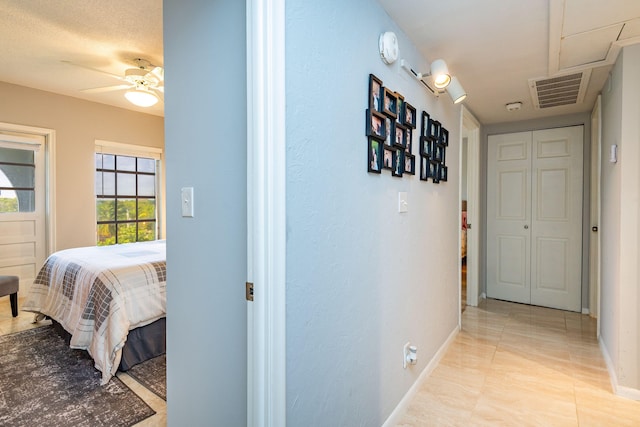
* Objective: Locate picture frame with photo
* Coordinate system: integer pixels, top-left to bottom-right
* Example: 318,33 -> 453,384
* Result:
428,118 -> 440,139
404,103 -> 417,129
366,109 -> 387,140
382,147 -> 394,170
369,74 -> 383,112
382,87 -> 398,119
420,156 -> 430,181
392,149 -> 405,177
394,122 -> 408,149
421,111 -> 430,137
433,143 -> 446,163
420,136 -> 432,158
440,127 -> 449,146
384,117 -> 394,147
395,92 -> 405,124
430,161 -> 441,184
440,165 -> 448,182
404,154 -> 416,175
368,137 -> 383,174
405,127 -> 413,154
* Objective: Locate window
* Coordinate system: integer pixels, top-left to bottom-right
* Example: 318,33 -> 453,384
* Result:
95,152 -> 159,246
0,146 -> 36,213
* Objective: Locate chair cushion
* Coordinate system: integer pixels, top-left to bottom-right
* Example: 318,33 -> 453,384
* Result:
0,276 -> 19,296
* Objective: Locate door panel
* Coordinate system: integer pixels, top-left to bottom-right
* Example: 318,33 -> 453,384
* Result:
487,132 -> 531,304
487,127 -> 583,311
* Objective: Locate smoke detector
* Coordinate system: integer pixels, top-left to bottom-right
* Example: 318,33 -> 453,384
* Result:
506,102 -> 522,112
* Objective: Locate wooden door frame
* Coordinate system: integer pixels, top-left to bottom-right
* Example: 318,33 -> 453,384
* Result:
246,0 -> 287,425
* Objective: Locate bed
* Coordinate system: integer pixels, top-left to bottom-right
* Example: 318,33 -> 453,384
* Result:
22,240 -> 166,384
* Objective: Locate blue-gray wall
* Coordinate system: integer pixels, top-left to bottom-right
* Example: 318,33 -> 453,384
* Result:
286,1 -> 462,424
164,0 -> 247,424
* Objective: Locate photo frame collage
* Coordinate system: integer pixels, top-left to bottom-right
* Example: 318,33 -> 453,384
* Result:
366,74 -> 417,177
418,111 -> 449,183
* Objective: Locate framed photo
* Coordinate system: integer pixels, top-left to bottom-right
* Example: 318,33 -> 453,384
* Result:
382,88 -> 398,119
421,111 -> 430,137
404,103 -> 417,128
405,127 -> 412,154
392,149 -> 405,177
420,156 -> 429,181
434,143 -> 446,163
394,122 -> 408,149
430,161 -> 441,184
440,165 -> 448,182
384,117 -> 394,147
368,137 -> 383,174
404,154 -> 416,175
440,127 -> 449,146
366,109 -> 386,140
395,92 -> 405,124
369,74 -> 383,112
420,136 -> 432,158
382,148 -> 394,170
428,118 -> 440,139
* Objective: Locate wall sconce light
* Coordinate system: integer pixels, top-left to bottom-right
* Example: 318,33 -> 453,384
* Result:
400,59 -> 466,104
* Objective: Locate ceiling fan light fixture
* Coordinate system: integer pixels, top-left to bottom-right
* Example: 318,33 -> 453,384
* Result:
125,87 -> 159,107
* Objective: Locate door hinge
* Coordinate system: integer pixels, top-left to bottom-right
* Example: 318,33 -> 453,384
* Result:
246,282 -> 254,301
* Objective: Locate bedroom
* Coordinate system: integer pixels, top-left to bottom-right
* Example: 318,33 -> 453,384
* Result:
3,0 -> 640,426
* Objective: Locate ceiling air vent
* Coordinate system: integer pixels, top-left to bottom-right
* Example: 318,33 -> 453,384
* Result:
528,70 -> 591,109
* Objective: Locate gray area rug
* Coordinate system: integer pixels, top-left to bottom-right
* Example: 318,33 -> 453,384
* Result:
0,325 -> 155,426
126,355 -> 166,400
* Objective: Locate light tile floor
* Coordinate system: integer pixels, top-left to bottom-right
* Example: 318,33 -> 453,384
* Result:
0,296 -> 166,426
397,298 -> 640,426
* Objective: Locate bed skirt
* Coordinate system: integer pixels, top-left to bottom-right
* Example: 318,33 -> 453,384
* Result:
51,317 -> 166,371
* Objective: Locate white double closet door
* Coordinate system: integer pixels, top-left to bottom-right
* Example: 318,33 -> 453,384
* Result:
487,126 -> 583,312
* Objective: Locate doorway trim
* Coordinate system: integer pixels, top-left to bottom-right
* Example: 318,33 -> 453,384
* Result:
460,106 -> 480,321
246,0 -> 287,425
0,121 -> 56,255
590,95 -> 602,337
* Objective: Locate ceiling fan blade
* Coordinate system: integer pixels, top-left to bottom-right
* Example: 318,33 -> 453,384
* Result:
149,66 -> 164,82
61,60 -> 125,81
81,84 -> 132,93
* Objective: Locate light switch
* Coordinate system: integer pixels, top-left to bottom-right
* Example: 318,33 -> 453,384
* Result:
398,192 -> 408,213
181,187 -> 194,217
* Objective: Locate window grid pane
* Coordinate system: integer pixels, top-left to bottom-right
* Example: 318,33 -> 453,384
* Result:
96,153 -> 157,246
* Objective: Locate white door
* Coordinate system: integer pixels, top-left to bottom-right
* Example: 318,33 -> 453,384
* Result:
0,133 -> 46,297
487,126 -> 583,312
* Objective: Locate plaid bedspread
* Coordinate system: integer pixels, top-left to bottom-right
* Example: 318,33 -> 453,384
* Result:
23,240 -> 166,384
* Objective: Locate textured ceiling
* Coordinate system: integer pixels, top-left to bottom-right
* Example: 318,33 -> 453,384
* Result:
1,1 -> 639,123
0,0 -> 163,116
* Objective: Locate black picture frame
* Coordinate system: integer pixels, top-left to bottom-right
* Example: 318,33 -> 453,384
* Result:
369,74 -> 383,113
404,127 -> 412,154
420,136 -> 432,158
366,109 -> 386,140
394,122 -> 408,149
382,147 -> 394,170
429,161 -> 441,184
421,111 -> 430,137
392,149 -> 405,177
368,137 -> 383,174
428,118 -> 440,139
404,103 -> 417,129
384,117 -> 394,147
395,92 -> 405,124
440,165 -> 448,182
440,127 -> 449,146
382,87 -> 398,119
404,154 -> 416,175
420,156 -> 429,181
433,143 -> 446,163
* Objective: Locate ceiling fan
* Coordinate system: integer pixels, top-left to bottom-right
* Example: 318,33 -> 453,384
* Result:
63,58 -> 164,107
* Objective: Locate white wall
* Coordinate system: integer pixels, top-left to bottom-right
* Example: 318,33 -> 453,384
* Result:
164,0 -> 247,424
0,81 -> 165,250
600,44 -> 640,394
285,1 -> 461,424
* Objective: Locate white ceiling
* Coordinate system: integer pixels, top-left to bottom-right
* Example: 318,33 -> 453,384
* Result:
0,1 -> 639,123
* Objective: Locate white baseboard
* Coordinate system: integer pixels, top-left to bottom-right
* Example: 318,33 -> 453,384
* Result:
480,292 -> 486,300
381,325 -> 460,427
599,337 -> 640,401
581,308 -> 590,315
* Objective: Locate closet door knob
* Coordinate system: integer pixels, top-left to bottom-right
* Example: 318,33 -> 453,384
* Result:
524,225 -> 529,229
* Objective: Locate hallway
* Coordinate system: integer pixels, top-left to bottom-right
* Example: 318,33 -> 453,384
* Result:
396,299 -> 640,426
